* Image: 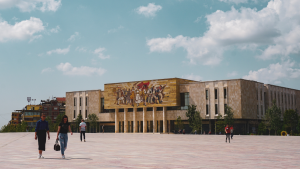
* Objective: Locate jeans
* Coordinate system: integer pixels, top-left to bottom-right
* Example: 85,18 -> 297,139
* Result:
80,131 -> 86,141
231,133 -> 234,139
59,133 -> 68,155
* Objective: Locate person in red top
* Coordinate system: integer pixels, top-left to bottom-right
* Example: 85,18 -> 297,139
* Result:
230,125 -> 234,139
225,124 -> 230,143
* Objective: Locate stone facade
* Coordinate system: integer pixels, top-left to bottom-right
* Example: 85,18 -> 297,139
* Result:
65,78 -> 300,134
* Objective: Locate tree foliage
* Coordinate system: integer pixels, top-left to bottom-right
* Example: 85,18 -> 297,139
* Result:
283,109 -> 299,135
224,105 -> 234,126
258,121 -> 266,135
216,114 -> 225,134
265,100 -> 282,135
88,113 -> 99,132
186,105 -> 202,133
1,121 -> 28,132
175,116 -> 184,132
75,113 -> 83,132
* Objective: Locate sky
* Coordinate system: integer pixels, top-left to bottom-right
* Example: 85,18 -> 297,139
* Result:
0,0 -> 300,127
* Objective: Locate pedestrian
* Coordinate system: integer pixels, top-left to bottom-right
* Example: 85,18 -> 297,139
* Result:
225,124 -> 230,143
79,119 -> 87,142
102,125 -> 105,133
183,129 -> 185,134
35,113 -> 50,159
230,125 -> 234,139
56,115 -> 73,159
208,131 -> 211,134
194,130 -> 197,134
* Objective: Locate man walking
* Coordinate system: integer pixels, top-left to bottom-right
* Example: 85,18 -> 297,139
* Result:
230,125 -> 234,139
225,124 -> 230,143
79,119 -> 87,142
35,113 -> 50,159
102,125 -> 105,133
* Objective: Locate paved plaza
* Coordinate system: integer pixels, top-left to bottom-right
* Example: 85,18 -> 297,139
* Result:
0,132 -> 299,168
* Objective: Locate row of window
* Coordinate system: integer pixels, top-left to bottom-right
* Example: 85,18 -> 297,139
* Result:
270,91 -> 295,106
24,112 -> 40,116
74,97 -> 88,106
73,110 -> 88,119
43,107 -> 59,111
205,104 -> 227,115
205,88 -> 227,100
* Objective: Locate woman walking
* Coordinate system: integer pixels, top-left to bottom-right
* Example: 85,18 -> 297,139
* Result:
35,113 -> 50,159
56,115 -> 73,159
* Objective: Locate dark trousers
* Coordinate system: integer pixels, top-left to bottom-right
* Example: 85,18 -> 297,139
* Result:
226,133 -> 230,143
231,133 -> 234,139
80,131 -> 86,141
37,130 -> 46,151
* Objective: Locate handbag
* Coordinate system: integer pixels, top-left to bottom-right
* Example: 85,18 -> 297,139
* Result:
54,139 -> 60,151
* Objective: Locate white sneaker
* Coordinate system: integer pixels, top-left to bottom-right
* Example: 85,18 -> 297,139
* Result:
62,155 -> 65,159
38,155 -> 44,159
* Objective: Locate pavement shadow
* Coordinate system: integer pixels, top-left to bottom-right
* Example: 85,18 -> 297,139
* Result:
43,158 -> 92,160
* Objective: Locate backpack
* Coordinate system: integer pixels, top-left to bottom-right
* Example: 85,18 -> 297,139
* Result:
54,139 -> 60,151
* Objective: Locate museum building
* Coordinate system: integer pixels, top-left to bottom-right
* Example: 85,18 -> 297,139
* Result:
65,78 -> 300,134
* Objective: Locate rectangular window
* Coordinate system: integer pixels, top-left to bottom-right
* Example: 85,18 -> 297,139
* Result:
73,110 -> 75,118
80,98 -> 81,106
128,108 -> 133,112
206,105 -> 209,115
147,107 -> 153,111
86,97 -> 88,106
285,94 -> 286,104
215,89 -> 218,99
119,109 -> 124,112
288,94 -> 290,105
101,98 -> 104,112
261,91 -> 262,100
157,107 -> 163,111
180,93 -> 189,110
257,89 -> 258,100
44,107 -> 47,110
137,108 -> 143,112
206,90 -> 209,100
79,110 -> 81,115
224,104 -> 227,114
257,105 -> 259,115
215,104 -> 218,115
271,92 -> 273,101
282,94 -> 283,103
74,98 -> 76,106
32,107 -> 35,110
261,105 -> 263,116
54,107 -> 58,110
85,110 -> 87,119
224,88 -> 227,99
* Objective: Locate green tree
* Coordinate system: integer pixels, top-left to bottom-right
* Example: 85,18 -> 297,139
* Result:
88,113 -> 99,133
186,105 -> 202,133
216,114 -> 225,134
45,116 -> 54,132
175,116 -> 184,133
283,109 -> 299,135
258,121 -> 266,135
265,100 -> 282,135
224,105 -> 234,126
20,121 -> 28,132
75,114 -> 83,132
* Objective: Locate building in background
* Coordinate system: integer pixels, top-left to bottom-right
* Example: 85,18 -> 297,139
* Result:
19,105 -> 42,130
41,97 -> 66,123
9,112 -> 22,125
65,78 -> 300,134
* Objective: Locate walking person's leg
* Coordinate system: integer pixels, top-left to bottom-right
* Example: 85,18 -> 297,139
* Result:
64,134 -> 68,151
59,133 -> 65,156
80,131 -> 82,142
37,131 -> 46,158
83,131 -> 85,141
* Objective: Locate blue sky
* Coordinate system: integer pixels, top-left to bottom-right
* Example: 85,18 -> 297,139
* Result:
1,0 -> 300,127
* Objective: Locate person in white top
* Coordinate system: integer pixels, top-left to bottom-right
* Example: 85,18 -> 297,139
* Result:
79,119 -> 87,142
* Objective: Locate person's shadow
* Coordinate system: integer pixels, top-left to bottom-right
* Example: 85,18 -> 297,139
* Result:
43,157 -> 92,160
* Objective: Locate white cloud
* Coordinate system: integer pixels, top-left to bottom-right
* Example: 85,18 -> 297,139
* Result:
219,0 -> 248,4
243,60 -> 300,84
41,68 -> 53,73
75,47 -> 87,52
147,0 -> 300,65
94,47 -> 110,59
136,3 -> 162,17
227,71 -> 238,77
56,62 -> 106,76
108,26 -> 124,33
0,17 -> 44,42
194,17 -> 202,23
182,73 -> 202,81
29,34 -> 42,43
47,46 -> 70,55
0,0 -> 62,12
68,32 -> 79,42
50,25 -> 60,33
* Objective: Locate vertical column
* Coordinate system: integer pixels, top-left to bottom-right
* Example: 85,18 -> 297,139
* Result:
143,107 -> 147,133
133,108 -> 137,133
138,121 -> 141,133
124,108 -> 128,133
115,109 -> 119,133
153,107 -> 156,133
163,106 -> 167,133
